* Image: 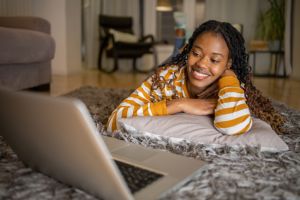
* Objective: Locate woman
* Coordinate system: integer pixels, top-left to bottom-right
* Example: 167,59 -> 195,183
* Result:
107,20 -> 286,135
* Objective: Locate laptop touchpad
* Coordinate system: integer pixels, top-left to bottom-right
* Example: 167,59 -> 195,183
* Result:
111,145 -> 157,162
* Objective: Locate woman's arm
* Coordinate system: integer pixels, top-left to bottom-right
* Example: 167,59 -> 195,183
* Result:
213,70 -> 253,135
106,77 -> 167,132
167,98 -> 217,115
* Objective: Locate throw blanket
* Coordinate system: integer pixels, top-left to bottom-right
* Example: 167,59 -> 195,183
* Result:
0,86 -> 299,200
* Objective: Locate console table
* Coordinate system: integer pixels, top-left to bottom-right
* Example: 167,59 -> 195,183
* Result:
249,50 -> 286,77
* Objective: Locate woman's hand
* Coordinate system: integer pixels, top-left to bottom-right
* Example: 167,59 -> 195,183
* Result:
167,98 -> 217,115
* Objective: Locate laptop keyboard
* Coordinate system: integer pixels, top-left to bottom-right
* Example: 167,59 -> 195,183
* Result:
114,160 -> 163,193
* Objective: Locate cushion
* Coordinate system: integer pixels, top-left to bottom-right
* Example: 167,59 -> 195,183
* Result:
118,113 -> 289,152
108,29 -> 138,43
0,27 -> 55,64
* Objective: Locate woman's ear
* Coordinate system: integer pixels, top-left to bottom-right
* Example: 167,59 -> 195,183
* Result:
227,59 -> 232,69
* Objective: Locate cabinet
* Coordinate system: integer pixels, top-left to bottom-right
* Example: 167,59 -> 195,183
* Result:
249,50 -> 286,77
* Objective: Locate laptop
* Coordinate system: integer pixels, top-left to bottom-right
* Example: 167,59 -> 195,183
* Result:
0,88 -> 206,200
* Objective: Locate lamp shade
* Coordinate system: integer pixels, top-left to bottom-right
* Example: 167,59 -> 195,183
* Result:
156,0 -> 173,12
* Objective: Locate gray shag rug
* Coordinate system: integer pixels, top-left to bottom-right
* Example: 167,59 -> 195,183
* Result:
1,86 -> 300,200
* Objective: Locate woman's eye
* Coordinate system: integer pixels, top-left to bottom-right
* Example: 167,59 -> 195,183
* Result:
211,59 -> 220,64
192,50 -> 201,57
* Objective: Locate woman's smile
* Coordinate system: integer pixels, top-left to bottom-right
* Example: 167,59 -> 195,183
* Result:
191,65 -> 212,81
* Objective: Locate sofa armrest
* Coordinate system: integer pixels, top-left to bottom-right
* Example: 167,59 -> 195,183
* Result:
0,16 -> 50,34
0,27 -> 55,64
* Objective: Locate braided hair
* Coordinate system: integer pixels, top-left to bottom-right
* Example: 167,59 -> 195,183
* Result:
153,20 -> 286,134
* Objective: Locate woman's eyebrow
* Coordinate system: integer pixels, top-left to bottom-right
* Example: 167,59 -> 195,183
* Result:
192,44 -> 202,50
212,53 -> 224,58
193,44 -> 225,58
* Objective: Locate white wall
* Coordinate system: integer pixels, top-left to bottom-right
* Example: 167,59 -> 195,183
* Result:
291,0 -> 300,79
32,0 -> 82,75
66,0 -> 82,74
143,0 -> 156,37
82,0 -> 101,69
204,0 -> 270,47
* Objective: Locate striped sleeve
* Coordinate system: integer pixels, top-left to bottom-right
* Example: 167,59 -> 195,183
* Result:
214,76 -> 253,135
106,76 -> 167,132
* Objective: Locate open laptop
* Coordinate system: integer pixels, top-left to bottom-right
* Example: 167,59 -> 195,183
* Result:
0,88 -> 206,200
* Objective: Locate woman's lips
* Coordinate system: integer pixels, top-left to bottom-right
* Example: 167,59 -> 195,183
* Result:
191,67 -> 211,80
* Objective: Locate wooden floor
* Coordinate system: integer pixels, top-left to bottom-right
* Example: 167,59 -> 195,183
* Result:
50,69 -> 300,111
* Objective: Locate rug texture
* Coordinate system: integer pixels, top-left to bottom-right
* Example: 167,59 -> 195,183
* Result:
1,86 -> 300,200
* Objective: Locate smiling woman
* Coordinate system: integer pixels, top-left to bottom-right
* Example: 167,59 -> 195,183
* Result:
186,32 -> 231,94
106,20 -> 285,136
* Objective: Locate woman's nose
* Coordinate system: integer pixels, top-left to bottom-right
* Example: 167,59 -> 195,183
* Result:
196,56 -> 209,68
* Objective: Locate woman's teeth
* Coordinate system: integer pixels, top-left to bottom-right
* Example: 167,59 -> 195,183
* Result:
191,68 -> 210,80
194,71 -> 209,77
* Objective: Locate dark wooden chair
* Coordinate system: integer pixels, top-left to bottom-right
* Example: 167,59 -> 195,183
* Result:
98,14 -> 155,72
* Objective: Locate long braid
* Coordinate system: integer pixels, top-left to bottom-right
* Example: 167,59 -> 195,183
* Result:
243,75 -> 286,133
152,20 -> 286,133
216,22 -> 286,133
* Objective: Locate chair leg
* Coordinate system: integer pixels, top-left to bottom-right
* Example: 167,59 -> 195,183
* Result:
113,52 -> 119,72
132,58 -> 137,71
99,51 -> 118,73
98,45 -> 111,72
98,42 -> 119,73
98,46 -> 103,70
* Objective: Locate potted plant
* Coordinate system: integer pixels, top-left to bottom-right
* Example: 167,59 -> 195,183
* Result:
256,0 -> 285,51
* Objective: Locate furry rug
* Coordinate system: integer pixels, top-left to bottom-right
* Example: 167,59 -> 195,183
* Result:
1,86 -> 300,200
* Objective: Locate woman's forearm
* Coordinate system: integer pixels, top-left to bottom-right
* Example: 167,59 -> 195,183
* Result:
166,99 -> 183,114
167,98 -> 217,115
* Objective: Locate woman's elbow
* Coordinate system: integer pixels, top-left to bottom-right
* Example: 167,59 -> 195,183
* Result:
214,116 -> 253,135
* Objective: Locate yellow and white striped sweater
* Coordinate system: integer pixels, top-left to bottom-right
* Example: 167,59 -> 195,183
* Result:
107,65 -> 252,135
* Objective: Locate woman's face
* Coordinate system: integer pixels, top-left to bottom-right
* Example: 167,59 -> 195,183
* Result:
187,31 -> 231,95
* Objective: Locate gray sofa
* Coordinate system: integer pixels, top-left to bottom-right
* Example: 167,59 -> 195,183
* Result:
0,16 -> 55,91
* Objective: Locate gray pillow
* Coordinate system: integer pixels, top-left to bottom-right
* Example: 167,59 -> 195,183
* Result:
118,113 -> 288,152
